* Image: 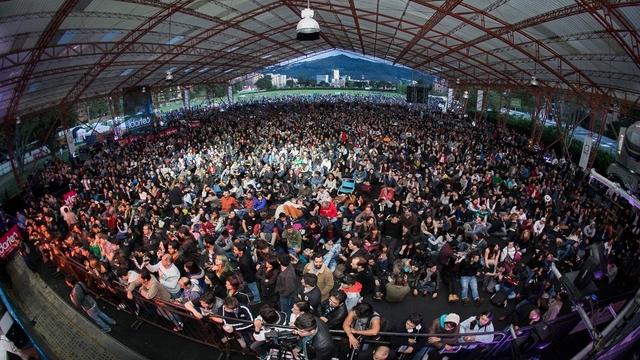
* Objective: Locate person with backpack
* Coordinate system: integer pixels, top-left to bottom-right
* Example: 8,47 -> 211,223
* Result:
65,276 -> 117,333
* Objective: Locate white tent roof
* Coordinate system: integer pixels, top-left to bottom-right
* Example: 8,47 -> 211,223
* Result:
1,0 -> 639,120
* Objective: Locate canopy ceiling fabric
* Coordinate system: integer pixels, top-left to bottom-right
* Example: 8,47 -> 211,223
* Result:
1,0 -> 639,120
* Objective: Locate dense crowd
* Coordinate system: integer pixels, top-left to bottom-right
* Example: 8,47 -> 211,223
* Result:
10,97 -> 640,360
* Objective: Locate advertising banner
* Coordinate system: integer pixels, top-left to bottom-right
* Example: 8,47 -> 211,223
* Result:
0,225 -> 21,260
579,135 -> 593,169
447,88 -> 454,110
63,190 -> 78,206
476,90 -> 484,111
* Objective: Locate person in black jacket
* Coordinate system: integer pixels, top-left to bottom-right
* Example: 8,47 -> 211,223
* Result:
233,243 -> 261,304
298,273 -> 322,313
458,252 -> 483,305
391,313 -> 427,360
294,313 -> 333,360
319,289 -> 348,330
276,253 -> 299,318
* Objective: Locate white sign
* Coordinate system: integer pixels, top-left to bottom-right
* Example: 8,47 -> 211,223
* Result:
579,135 -> 593,169
64,129 -> 76,156
227,85 -> 234,105
447,88 -> 454,110
476,90 -> 484,111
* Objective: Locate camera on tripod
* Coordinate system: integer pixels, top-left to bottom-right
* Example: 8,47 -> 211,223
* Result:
265,329 -> 304,360
264,329 -> 299,347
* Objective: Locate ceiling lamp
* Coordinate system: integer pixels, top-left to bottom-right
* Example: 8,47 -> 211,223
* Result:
530,76 -> 539,87
296,0 -> 320,41
463,90 -> 469,99
165,70 -> 173,82
456,78 -> 461,85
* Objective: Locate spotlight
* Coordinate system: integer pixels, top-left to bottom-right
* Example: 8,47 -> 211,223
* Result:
530,76 -> 539,87
296,1 -> 320,41
165,71 -> 173,82
463,90 -> 469,99
456,78 -> 460,85
141,86 -> 146,93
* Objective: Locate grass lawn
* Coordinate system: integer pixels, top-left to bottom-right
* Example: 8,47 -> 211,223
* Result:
156,88 -> 404,112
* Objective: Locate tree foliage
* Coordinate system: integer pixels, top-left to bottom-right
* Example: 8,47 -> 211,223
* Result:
255,75 -> 273,90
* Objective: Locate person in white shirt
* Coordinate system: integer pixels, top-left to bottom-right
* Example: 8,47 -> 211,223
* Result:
145,254 -> 181,298
459,312 -> 494,349
533,217 -> 546,237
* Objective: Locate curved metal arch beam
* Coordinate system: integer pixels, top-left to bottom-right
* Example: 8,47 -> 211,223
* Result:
0,41 -> 251,82
182,38 -> 491,91
289,0 -> 532,87
174,30 -> 324,86
306,19 -> 519,87
3,0 -> 79,123
174,15 -> 504,90
420,1 -> 637,66
576,0 -> 640,72
347,0 -> 366,54
108,1 -> 286,96
412,0 -> 606,97
145,21 -> 305,87
394,0 -> 463,64
58,0 -> 196,108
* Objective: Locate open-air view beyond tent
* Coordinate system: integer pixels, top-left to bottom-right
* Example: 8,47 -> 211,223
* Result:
0,1 -> 640,360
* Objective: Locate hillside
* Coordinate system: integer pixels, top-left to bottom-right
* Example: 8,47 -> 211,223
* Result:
265,54 -> 434,84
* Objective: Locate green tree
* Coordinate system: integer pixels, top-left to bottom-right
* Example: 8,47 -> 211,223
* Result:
255,75 -> 273,90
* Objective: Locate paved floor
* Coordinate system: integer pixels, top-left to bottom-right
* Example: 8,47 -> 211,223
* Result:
5,257 -> 148,360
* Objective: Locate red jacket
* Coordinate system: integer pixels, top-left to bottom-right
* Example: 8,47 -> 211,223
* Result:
319,201 -> 338,219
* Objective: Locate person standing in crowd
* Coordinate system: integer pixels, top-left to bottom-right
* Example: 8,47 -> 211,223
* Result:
145,254 -> 181,299
298,273 -> 321,312
232,242 -> 261,304
211,296 -> 254,348
391,313 -> 427,360
459,252 -> 483,306
293,313 -> 333,360
304,253 -> 335,301
319,290 -> 349,330
275,253 -> 298,318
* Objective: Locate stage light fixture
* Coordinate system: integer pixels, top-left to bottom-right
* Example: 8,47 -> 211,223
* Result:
296,0 -> 320,41
530,76 -> 539,87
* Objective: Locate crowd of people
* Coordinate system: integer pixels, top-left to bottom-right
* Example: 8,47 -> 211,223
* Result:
8,96 -> 640,360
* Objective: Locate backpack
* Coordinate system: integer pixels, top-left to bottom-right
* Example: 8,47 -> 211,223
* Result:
490,291 -> 508,308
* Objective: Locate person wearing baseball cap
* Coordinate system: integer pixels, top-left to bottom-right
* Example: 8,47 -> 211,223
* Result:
427,312 -> 461,358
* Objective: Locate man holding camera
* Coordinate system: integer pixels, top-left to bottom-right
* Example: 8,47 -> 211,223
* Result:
293,313 -> 333,360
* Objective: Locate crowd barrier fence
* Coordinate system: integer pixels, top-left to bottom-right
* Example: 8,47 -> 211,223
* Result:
47,249 -> 633,360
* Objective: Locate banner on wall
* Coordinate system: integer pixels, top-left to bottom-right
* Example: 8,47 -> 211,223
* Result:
446,88 -> 454,110
476,90 -> 484,111
579,135 -> 593,169
0,225 -> 21,260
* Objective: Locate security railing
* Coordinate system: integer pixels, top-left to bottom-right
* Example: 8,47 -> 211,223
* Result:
47,251 -> 632,360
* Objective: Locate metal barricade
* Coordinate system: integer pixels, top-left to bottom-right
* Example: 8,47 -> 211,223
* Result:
44,251 -> 635,360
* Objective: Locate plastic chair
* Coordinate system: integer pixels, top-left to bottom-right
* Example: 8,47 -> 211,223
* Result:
338,178 -> 356,194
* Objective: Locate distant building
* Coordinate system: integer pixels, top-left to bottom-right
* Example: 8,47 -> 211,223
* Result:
332,69 -> 340,83
316,74 -> 329,83
267,73 -> 287,88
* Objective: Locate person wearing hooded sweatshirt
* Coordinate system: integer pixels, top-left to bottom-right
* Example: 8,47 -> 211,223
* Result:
427,313 -> 461,359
